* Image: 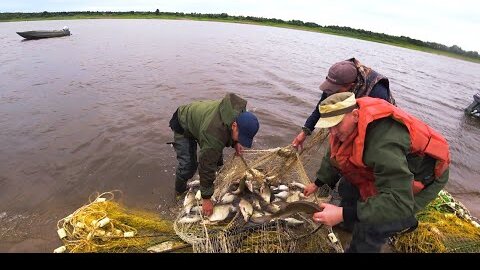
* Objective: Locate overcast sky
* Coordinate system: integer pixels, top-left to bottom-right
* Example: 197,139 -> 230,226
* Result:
3,0 -> 479,52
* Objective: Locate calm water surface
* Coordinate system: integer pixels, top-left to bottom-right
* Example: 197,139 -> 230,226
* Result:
0,19 -> 479,252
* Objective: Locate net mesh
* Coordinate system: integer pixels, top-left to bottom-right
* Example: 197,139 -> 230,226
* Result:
390,190 -> 480,253
173,130 -> 344,253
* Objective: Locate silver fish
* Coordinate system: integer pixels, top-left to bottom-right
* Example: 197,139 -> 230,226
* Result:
232,178 -> 246,195
194,190 -> 202,201
265,175 -> 276,182
187,180 -> 200,188
209,205 -> 236,222
283,217 -> 304,225
265,203 -> 281,214
178,215 -> 201,224
251,211 -> 270,224
239,198 -> 253,222
189,206 -> 201,214
183,191 -> 196,214
252,210 -> 265,219
251,198 -> 262,211
274,191 -> 289,200
251,201 -> 322,224
220,193 -> 236,204
289,182 -> 306,190
260,183 -> 272,203
246,180 -> 255,193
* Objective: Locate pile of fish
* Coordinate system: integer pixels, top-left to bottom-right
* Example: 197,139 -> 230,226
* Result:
177,169 -> 319,226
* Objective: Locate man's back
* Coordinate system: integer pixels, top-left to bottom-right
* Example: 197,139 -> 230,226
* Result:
177,99 -> 221,142
176,93 -> 247,151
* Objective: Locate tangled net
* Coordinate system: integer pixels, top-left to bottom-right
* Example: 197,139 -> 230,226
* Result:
53,129 -> 479,253
391,190 -> 480,253
173,130 -> 344,253
55,191 -> 187,253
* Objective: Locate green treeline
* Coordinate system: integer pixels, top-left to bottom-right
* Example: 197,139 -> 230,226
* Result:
2,10 -> 479,61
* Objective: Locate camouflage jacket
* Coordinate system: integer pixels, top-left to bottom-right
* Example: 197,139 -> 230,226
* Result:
348,57 -> 395,104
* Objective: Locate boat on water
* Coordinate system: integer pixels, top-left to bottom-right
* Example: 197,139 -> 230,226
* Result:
17,26 -> 71,40
465,92 -> 480,118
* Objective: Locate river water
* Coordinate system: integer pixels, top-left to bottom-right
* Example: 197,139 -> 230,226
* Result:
0,19 -> 479,252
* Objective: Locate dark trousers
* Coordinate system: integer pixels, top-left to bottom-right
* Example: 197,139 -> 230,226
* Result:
173,132 -> 198,193
338,178 -> 418,253
173,132 -> 223,193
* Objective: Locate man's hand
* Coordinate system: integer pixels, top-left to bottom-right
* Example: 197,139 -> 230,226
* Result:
312,203 -> 343,226
234,142 -> 244,156
291,131 -> 307,151
202,198 -> 214,216
303,183 -> 319,197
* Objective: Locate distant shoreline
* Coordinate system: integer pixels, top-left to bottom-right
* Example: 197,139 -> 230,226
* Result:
2,11 -> 479,64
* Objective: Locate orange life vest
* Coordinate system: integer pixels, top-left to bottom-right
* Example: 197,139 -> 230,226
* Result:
329,97 -> 450,200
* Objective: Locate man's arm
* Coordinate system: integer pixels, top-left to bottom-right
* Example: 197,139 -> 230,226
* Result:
413,168 -> 449,212
197,147 -> 222,199
197,132 -> 225,199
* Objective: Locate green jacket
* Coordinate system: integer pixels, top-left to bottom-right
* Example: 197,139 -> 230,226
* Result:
315,117 -> 449,224
177,93 -> 247,198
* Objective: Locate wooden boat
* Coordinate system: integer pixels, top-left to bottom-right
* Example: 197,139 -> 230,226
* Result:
17,26 -> 70,40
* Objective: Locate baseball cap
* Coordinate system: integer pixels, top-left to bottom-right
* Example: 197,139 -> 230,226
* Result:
236,111 -> 259,148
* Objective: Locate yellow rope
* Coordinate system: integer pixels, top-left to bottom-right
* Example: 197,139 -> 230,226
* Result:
56,191 -> 179,253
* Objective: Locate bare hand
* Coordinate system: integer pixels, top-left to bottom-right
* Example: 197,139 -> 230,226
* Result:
303,183 -> 319,197
312,203 -> 343,226
291,131 -> 307,151
234,142 -> 244,156
202,199 -> 214,216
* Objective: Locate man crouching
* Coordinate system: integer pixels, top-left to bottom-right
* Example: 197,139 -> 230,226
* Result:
305,92 -> 450,252
169,93 -> 260,216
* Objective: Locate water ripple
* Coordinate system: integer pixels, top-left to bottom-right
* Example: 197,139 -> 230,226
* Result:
1,19 -> 480,251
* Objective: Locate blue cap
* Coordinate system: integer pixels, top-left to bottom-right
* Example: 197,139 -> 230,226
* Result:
236,111 -> 259,148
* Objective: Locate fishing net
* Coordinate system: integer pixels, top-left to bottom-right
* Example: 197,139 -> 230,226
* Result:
173,130 -> 344,253
53,129 -> 479,253
54,191 -> 188,253
390,190 -> 480,253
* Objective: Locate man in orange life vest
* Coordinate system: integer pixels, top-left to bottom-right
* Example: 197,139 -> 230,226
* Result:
304,92 -> 450,253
